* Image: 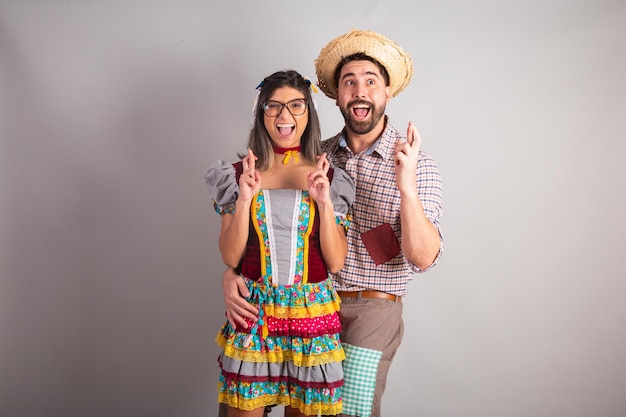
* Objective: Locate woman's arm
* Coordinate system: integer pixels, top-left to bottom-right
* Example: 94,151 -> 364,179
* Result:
218,199 -> 252,268
308,153 -> 348,273
317,203 -> 348,273
218,150 -> 261,268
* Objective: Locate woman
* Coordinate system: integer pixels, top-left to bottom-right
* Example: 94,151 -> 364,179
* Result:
205,70 -> 354,416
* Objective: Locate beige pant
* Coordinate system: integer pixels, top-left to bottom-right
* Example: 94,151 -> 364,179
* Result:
337,297 -> 404,417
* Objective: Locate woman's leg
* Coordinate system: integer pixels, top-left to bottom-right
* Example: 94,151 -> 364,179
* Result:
220,404 -> 273,417
284,406 -> 306,417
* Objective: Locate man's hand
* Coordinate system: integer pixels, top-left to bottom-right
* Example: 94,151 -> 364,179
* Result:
222,267 -> 259,328
394,121 -> 422,194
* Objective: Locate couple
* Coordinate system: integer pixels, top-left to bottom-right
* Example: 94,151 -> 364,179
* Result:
205,29 -> 444,417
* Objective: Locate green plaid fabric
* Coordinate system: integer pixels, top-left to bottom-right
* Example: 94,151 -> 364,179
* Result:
341,343 -> 383,417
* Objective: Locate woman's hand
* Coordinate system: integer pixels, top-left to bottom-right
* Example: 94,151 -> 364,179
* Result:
307,153 -> 331,205
239,149 -> 261,201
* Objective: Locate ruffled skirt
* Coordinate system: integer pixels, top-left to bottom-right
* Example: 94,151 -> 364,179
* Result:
216,276 -> 344,415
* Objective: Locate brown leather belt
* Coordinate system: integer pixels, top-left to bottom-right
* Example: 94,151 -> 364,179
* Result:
336,290 -> 402,303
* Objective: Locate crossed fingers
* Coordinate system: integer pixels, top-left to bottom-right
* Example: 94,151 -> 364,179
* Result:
308,153 -> 331,202
240,149 -> 260,200
406,121 -> 422,150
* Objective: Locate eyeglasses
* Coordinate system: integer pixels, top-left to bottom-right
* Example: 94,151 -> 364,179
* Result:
262,98 -> 308,117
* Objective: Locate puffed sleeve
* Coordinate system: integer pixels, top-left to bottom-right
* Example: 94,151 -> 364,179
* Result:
204,160 -> 238,215
329,167 -> 355,231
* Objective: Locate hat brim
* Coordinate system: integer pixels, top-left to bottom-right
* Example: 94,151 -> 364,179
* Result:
315,29 -> 413,99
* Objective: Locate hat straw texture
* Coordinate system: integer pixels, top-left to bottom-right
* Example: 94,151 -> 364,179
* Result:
315,29 -> 413,99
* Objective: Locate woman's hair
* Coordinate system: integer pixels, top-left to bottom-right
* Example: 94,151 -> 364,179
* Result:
245,70 -> 321,171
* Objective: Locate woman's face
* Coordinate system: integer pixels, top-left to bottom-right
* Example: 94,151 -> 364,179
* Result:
262,86 -> 308,149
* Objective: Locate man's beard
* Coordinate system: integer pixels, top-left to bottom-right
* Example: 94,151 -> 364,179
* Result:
340,100 -> 386,135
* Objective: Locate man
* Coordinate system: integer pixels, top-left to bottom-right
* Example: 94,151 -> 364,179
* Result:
220,29 -> 443,416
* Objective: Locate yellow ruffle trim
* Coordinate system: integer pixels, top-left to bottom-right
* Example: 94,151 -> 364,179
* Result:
218,392 -> 342,416
262,297 -> 340,318
216,333 -> 345,367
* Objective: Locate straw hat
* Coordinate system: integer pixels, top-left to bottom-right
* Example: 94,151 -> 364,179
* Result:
315,29 -> 414,99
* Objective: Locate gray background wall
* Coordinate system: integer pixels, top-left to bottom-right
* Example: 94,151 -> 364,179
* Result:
1,1 -> 625,416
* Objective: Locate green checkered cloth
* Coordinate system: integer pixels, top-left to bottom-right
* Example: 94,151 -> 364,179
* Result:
341,343 -> 383,417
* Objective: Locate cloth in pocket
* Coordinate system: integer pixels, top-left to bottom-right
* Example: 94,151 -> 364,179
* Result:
360,223 -> 401,265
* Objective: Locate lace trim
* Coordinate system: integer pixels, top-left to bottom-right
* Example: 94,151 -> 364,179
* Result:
216,333 -> 345,366
263,298 -> 340,318
218,392 -> 342,415
218,392 -> 290,412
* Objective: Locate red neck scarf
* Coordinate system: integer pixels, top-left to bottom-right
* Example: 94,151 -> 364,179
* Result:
272,145 -> 301,165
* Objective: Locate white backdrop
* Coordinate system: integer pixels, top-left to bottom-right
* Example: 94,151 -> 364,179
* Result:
1,1 -> 625,416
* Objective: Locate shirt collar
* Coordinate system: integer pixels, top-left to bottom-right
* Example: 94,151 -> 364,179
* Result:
337,116 -> 397,160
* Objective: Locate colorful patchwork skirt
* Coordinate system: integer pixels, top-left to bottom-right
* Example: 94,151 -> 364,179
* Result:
216,276 -> 344,415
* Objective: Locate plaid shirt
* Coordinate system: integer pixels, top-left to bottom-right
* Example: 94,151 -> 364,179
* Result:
322,118 -> 443,296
